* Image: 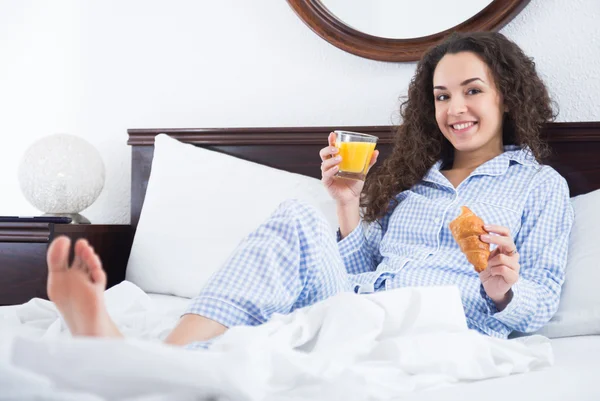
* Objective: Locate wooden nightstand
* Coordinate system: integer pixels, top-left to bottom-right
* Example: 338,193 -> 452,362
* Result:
0,223 -> 134,306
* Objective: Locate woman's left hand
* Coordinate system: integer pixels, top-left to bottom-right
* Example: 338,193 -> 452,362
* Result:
479,224 -> 520,309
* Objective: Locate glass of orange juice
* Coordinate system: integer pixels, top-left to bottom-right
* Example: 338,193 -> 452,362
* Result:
333,130 -> 378,181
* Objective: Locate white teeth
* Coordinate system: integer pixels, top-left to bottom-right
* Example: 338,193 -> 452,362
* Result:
452,122 -> 475,130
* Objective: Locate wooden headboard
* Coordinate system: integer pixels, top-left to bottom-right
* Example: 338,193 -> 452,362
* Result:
127,122 -> 600,230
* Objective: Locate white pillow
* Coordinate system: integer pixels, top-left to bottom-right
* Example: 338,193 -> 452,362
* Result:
126,134 -> 338,298
535,188 -> 600,338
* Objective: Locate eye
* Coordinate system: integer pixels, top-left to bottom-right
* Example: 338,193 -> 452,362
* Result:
435,94 -> 449,101
467,88 -> 482,95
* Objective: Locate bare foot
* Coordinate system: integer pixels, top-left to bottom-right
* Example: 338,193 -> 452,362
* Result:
47,236 -> 122,337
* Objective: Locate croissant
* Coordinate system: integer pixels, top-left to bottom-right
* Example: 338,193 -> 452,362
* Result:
449,206 -> 490,273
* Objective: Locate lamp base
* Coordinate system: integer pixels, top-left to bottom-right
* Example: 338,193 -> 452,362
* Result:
42,213 -> 91,224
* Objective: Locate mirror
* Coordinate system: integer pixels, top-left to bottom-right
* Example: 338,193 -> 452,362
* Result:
320,0 -> 494,39
287,0 -> 531,62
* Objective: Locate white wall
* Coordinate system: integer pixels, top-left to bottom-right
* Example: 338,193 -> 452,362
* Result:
0,0 -> 599,224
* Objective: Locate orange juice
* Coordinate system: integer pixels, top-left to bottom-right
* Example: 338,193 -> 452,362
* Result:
335,141 -> 377,174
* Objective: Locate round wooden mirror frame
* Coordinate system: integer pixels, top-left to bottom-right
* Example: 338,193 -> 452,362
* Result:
287,0 -> 532,62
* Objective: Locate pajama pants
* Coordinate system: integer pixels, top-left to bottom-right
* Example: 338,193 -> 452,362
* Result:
183,199 -> 358,348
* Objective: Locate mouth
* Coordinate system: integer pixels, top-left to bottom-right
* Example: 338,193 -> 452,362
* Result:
449,121 -> 477,134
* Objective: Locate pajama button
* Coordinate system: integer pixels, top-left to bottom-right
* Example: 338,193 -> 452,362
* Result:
434,217 -> 441,223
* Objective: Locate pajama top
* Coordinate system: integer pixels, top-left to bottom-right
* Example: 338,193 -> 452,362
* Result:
338,145 -> 574,338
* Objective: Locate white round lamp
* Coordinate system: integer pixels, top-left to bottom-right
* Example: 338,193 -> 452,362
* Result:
18,134 -> 105,224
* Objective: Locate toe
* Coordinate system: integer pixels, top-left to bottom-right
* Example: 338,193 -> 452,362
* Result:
89,255 -> 107,285
81,243 -> 106,285
47,236 -> 71,272
74,238 -> 90,257
73,239 -> 90,270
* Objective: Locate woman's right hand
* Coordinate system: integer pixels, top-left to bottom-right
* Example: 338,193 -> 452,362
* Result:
320,132 -> 379,206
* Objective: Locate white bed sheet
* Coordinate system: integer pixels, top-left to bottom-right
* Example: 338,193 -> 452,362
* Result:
400,334 -> 600,401
146,292 -> 600,401
2,285 -> 598,400
146,292 -> 191,315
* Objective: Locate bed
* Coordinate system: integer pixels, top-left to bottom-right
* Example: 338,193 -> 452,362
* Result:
2,122 -> 600,400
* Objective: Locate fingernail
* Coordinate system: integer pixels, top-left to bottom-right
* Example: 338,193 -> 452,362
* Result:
481,234 -> 489,241
330,147 -> 338,153
335,155 -> 342,161
483,225 -> 491,230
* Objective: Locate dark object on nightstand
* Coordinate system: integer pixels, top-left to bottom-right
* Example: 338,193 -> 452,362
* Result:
0,216 -> 73,224
0,223 -> 133,306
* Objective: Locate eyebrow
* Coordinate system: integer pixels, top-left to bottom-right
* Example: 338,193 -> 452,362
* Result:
433,77 -> 485,90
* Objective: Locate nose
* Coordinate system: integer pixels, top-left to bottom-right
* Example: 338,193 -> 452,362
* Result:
447,96 -> 467,116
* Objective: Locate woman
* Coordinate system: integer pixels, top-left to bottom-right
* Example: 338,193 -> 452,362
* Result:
46,32 -> 574,346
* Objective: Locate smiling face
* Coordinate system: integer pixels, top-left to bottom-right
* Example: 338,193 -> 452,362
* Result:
433,51 -> 506,165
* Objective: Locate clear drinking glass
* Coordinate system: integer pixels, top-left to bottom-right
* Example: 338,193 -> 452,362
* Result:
333,130 -> 378,181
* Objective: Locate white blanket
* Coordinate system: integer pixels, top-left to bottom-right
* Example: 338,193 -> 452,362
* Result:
0,282 -> 552,401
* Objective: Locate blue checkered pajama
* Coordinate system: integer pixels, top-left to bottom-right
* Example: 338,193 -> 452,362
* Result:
184,146 -> 574,345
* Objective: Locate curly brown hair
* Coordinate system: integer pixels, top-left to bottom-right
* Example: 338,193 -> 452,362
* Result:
361,31 -> 556,223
